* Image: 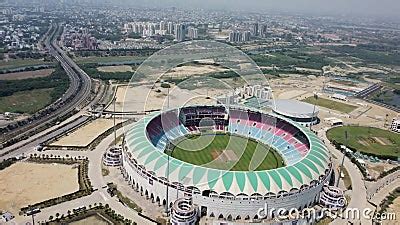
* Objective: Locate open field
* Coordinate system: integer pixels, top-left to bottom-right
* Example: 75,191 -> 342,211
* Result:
327,126 -> 400,158
97,65 -> 134,73
0,162 -> 79,217
0,88 -> 53,114
302,96 -> 358,113
0,68 -> 54,80
50,118 -> 124,147
170,133 -> 284,171
0,59 -> 53,70
166,65 -> 228,78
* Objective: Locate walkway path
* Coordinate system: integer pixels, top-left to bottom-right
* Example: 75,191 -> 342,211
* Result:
15,126 -> 157,225
319,129 -> 373,225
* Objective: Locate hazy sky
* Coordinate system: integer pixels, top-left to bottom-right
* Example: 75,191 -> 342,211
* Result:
117,0 -> 400,18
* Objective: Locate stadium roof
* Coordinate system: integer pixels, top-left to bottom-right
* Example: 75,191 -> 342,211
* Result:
124,108 -> 331,196
273,99 -> 319,119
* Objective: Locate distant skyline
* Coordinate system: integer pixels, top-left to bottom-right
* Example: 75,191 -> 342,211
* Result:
110,0 -> 400,19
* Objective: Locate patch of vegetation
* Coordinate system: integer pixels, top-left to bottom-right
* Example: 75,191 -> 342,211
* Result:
378,187 -> 400,215
327,126 -> 400,159
0,88 -> 54,114
0,157 -> 18,170
46,203 -> 138,225
80,64 -> 140,81
302,96 -> 357,113
0,64 -> 69,104
0,59 -> 54,70
327,45 -> 400,66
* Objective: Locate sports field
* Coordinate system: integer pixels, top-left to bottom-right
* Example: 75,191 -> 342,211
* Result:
327,126 -> 400,158
169,133 -> 284,171
302,96 -> 357,113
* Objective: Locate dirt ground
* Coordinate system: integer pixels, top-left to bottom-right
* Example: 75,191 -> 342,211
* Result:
97,65 -> 134,73
110,83 -> 218,112
0,69 -> 54,80
0,162 -> 79,218
50,118 -> 124,147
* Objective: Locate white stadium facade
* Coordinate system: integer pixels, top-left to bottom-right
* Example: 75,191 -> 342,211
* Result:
272,99 -> 319,127
121,105 -> 332,223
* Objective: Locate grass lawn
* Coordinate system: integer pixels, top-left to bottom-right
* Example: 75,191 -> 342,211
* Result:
74,56 -> 146,64
0,59 -> 53,70
170,134 -> 284,171
302,96 -> 357,113
0,88 -> 53,114
327,126 -> 400,158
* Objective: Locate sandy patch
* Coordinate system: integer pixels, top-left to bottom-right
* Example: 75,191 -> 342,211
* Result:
112,84 -> 218,112
373,137 -> 392,146
0,162 -> 78,216
97,65 -> 133,73
358,139 -> 370,146
0,69 -> 54,80
165,65 -> 227,78
50,118 -> 124,147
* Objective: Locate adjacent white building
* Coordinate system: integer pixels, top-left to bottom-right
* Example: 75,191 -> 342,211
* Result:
391,118 -> 400,133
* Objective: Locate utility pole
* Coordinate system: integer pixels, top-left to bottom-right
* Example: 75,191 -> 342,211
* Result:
336,130 -> 348,187
113,97 -> 117,145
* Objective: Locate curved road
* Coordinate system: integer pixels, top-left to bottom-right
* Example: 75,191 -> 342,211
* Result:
0,23 -> 92,155
319,128 -> 373,225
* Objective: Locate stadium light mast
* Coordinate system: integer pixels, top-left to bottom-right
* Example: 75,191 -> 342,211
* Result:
310,93 -> 318,131
113,96 -> 117,145
336,131 -> 348,187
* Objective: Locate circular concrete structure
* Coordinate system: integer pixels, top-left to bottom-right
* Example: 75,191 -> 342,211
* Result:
121,105 -> 332,221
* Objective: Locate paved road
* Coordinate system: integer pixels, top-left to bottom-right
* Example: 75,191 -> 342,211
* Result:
1,23 -> 92,153
319,129 -> 373,225
0,115 -> 90,161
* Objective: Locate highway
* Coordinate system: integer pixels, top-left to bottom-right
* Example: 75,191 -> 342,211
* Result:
0,23 -> 93,151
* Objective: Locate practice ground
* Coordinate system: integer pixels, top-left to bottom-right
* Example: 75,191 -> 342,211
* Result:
302,96 -> 358,114
326,126 -> 400,158
0,68 -> 54,80
0,88 -> 53,114
170,133 -> 284,171
0,162 -> 79,217
50,118 -> 124,147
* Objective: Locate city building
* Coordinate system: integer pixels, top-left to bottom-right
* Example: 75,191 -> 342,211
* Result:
188,27 -> 198,40
175,24 -> 185,42
242,31 -> 251,42
228,30 -> 242,42
391,118 -> 400,133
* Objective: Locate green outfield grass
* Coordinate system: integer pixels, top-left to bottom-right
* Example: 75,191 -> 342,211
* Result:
302,96 -> 357,113
327,126 -> 400,158
169,133 -> 284,171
